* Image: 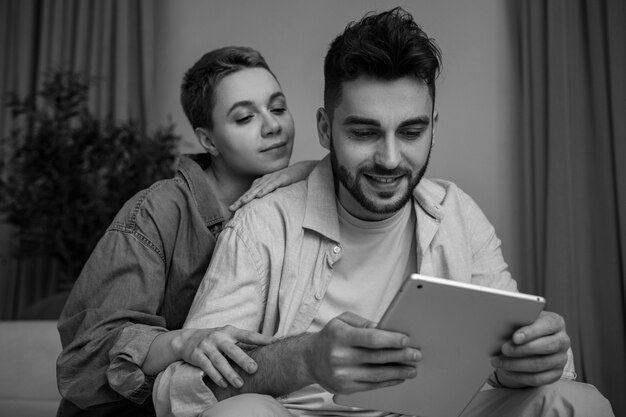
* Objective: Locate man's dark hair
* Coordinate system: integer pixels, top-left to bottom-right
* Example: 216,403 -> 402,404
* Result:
323,7 -> 442,115
181,46 -> 274,130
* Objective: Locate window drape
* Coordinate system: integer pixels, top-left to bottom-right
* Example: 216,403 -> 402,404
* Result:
518,0 -> 626,414
0,0 -> 155,319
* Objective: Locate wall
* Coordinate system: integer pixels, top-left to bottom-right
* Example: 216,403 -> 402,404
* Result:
152,0 -> 525,286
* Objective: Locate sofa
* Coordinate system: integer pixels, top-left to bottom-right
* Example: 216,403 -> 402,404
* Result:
0,320 -> 61,417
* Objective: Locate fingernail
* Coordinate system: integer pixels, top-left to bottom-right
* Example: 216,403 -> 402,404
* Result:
408,368 -> 417,378
234,377 -> 244,388
218,379 -> 227,388
247,363 -> 257,373
514,332 -> 525,344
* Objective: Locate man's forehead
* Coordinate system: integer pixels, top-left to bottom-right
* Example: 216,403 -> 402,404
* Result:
333,76 -> 433,123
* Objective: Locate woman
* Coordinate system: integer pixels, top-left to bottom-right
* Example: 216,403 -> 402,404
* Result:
56,46 -> 314,416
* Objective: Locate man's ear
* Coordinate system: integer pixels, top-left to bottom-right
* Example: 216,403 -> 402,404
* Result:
317,108 -> 332,150
195,127 -> 219,157
432,110 -> 439,145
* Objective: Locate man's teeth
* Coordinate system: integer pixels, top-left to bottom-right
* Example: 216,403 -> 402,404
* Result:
368,175 -> 397,183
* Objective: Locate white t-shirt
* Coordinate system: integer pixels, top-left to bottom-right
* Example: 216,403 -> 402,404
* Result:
280,201 -> 417,416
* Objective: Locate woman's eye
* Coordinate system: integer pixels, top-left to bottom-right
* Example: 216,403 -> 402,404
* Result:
271,107 -> 286,115
236,115 -> 253,124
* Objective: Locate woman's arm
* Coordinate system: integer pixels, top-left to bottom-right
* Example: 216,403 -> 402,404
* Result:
142,326 -> 274,388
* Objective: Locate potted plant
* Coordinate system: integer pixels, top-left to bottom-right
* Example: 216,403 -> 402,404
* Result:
0,70 -> 181,316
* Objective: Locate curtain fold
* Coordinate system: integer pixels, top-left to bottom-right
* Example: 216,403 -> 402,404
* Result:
0,0 -> 155,319
518,0 -> 626,415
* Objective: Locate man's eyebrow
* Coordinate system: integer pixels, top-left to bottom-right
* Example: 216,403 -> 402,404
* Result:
399,116 -> 431,128
342,115 -> 431,127
226,92 -> 285,115
342,116 -> 380,127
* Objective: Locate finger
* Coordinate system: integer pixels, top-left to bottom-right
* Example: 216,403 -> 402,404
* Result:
496,368 -> 563,387
230,328 -> 276,346
228,200 -> 242,212
218,342 -> 260,374
337,311 -> 378,329
511,311 -> 565,345
338,379 -> 406,395
194,354 -> 227,389
358,347 -> 421,364
348,327 -> 409,349
205,347 -> 244,388
492,352 -> 567,374
350,364 -> 418,383
501,332 -> 569,357
253,184 -> 274,198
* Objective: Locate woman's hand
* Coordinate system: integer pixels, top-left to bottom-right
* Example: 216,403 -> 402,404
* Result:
229,160 -> 317,211
174,326 -> 276,388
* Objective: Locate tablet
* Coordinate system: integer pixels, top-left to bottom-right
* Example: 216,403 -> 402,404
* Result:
334,274 -> 545,417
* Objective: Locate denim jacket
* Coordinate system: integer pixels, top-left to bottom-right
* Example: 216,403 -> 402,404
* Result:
56,155 -> 224,416
153,156 -> 575,417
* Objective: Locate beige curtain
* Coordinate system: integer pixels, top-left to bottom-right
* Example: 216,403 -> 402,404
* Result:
518,0 -> 626,414
0,0 -> 155,319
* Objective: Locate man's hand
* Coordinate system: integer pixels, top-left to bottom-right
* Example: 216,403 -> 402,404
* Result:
174,326 -> 275,389
491,310 -> 570,388
304,312 -> 421,394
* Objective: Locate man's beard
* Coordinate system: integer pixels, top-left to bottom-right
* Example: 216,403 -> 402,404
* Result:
330,139 -> 431,215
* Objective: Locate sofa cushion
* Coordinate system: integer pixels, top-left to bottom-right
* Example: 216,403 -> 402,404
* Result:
0,320 -> 61,414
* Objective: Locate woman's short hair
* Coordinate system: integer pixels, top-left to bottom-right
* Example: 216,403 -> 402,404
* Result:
181,46 -> 274,130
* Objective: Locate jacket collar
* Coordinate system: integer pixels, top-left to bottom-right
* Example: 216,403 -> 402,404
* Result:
177,155 -> 224,227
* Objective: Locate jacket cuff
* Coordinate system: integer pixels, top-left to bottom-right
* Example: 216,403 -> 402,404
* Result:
153,361 -> 218,417
106,324 -> 167,404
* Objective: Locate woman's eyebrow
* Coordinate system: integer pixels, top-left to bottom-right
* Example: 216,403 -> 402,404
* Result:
227,92 -> 286,115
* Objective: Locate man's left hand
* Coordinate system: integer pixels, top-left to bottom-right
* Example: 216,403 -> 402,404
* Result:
491,310 -> 570,388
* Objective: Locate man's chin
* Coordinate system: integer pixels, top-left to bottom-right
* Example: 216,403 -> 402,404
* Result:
358,191 -> 412,215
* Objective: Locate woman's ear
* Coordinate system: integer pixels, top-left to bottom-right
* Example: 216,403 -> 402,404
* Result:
195,127 -> 219,157
317,108 -> 331,150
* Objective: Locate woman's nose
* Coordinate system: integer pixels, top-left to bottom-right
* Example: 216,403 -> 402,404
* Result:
261,112 -> 282,137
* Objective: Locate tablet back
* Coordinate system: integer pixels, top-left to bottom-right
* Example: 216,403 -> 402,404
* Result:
334,274 -> 545,417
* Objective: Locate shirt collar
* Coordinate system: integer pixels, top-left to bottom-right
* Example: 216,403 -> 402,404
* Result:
303,156 -> 341,243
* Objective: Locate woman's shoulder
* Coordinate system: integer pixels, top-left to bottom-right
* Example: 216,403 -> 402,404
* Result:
111,176 -> 198,230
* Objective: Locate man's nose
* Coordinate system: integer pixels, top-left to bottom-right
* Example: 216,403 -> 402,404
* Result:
374,137 -> 401,169
261,112 -> 281,137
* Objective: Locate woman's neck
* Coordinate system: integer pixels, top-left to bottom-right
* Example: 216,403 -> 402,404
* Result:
205,161 -> 255,209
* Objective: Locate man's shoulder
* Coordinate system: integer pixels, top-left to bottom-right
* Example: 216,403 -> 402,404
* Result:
415,178 -> 478,219
229,179 -> 309,229
415,177 -> 468,204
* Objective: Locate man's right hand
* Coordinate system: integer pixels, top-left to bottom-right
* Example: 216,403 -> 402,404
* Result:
303,312 -> 421,394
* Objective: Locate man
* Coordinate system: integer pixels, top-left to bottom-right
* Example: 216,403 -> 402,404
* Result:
154,8 -> 613,417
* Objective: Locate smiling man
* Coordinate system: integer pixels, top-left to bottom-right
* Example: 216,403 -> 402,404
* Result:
153,8 -> 613,417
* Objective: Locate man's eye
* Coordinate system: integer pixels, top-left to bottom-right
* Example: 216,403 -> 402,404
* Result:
236,115 -> 253,124
351,130 -> 377,139
400,129 -> 423,139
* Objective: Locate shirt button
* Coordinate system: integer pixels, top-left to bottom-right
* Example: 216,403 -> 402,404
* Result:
333,246 -> 341,254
